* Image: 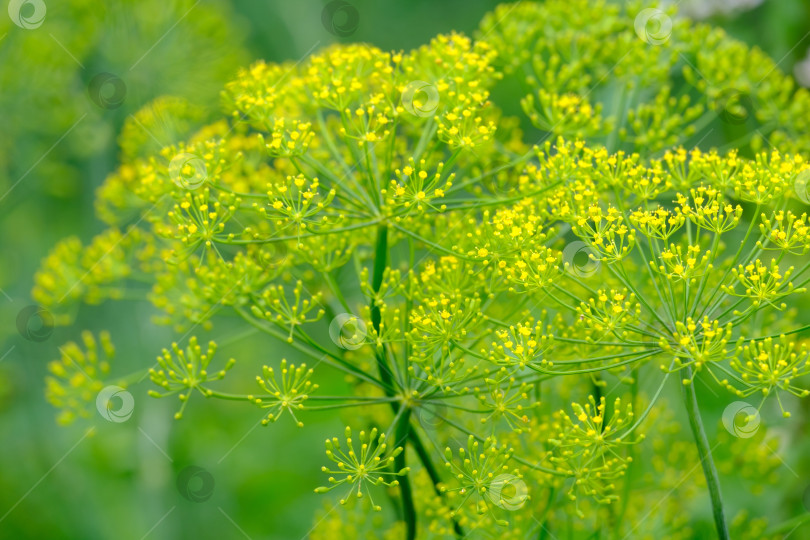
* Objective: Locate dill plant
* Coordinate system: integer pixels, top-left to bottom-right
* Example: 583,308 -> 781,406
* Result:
34,1 -> 810,538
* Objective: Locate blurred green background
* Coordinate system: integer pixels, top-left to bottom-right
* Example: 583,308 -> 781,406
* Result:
2,0 -> 810,538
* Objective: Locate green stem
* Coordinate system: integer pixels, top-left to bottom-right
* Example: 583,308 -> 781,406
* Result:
322,270 -> 352,313
371,225 -> 396,389
370,224 -> 417,539
370,224 -> 463,537
614,367 -> 639,536
394,409 -> 416,540
681,367 -> 729,540
234,307 -> 386,390
408,429 -> 464,538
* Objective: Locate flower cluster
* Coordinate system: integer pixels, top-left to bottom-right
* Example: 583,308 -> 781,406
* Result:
442,436 -> 526,525
45,331 -> 117,425
314,427 -> 409,511
548,397 -> 641,514
148,337 -> 235,419
34,0 -> 810,537
253,360 -> 318,426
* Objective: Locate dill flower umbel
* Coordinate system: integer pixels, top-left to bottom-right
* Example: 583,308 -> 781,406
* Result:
33,1 -> 810,538
45,331 -> 117,425
315,427 -> 409,511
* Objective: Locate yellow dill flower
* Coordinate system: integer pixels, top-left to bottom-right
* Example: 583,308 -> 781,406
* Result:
45,331 -> 116,425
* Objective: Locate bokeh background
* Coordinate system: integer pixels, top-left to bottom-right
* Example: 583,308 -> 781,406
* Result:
2,0 -> 810,538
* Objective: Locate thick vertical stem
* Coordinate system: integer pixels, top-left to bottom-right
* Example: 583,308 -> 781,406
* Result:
681,367 -> 729,540
614,367 -> 639,536
409,429 -> 464,538
395,409 -> 416,540
370,224 -> 416,539
371,225 -> 394,390
370,225 -> 388,329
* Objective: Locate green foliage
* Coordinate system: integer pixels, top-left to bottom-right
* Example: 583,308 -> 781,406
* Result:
0,0 -> 246,198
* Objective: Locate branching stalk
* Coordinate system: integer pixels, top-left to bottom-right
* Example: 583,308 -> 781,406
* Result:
682,367 -> 729,540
